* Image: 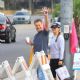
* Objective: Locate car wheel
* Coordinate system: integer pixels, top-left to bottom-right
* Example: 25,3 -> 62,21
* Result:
5,32 -> 11,43
12,33 -> 16,42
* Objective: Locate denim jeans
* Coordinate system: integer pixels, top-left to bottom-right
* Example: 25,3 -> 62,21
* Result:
37,66 -> 45,80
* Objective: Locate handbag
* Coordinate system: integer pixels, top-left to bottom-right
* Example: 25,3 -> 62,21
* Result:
55,66 -> 70,80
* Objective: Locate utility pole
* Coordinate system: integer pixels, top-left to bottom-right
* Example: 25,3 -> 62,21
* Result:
60,0 -> 73,78
51,0 -> 53,13
51,0 -> 55,13
29,0 -> 32,14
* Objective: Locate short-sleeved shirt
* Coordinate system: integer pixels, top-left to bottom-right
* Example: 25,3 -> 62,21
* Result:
33,30 -> 49,55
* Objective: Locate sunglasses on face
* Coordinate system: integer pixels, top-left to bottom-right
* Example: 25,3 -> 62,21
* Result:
51,27 -> 60,29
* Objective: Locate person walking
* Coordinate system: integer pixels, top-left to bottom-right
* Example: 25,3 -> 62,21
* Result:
49,22 -> 65,80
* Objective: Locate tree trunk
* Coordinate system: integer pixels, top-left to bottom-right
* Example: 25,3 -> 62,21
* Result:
74,16 -> 80,47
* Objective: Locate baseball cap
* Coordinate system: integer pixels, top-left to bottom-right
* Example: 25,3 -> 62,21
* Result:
51,22 -> 61,28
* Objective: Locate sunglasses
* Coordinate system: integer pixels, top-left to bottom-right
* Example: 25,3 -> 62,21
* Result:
51,26 -> 60,29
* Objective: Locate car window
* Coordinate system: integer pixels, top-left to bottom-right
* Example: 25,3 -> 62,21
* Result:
15,11 -> 30,16
0,15 -> 6,24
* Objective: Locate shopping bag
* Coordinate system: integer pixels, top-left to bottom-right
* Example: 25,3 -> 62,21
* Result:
30,69 -> 38,80
55,66 -> 70,80
29,47 -> 34,65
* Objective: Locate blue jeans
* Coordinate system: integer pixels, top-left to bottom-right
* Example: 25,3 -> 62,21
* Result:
37,66 -> 45,80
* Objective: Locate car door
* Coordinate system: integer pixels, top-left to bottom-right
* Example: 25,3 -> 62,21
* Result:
6,17 -> 15,39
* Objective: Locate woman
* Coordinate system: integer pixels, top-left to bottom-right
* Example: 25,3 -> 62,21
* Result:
49,22 -> 65,80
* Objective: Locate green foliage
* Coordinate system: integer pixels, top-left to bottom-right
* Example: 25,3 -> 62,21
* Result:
52,4 -> 60,18
73,0 -> 80,19
52,0 -> 80,20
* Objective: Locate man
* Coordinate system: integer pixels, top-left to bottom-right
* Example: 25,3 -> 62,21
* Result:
26,7 -> 49,80
27,7 -> 49,56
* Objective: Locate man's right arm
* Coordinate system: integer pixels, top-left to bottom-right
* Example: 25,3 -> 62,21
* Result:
25,38 -> 33,46
42,7 -> 49,31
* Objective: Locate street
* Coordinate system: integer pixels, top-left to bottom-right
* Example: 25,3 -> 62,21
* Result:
0,23 -> 36,67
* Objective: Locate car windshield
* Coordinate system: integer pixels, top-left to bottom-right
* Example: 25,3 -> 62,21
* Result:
15,11 -> 30,16
0,15 -> 6,24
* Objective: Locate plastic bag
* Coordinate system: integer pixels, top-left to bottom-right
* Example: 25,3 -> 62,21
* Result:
55,66 -> 70,80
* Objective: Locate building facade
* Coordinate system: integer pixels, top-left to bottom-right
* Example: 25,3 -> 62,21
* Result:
0,0 -> 4,9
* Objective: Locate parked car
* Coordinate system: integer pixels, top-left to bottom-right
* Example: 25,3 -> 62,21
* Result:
13,10 -> 31,24
0,14 -> 16,43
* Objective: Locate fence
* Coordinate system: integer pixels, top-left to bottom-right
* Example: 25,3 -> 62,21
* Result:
0,51 -> 55,80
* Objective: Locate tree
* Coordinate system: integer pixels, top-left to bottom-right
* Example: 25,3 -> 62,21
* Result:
52,4 -> 60,20
73,0 -> 80,20
73,0 -> 80,47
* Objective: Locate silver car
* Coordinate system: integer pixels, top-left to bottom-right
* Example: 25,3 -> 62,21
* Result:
13,10 -> 31,24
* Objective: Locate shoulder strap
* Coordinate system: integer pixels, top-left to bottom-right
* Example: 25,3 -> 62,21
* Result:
55,32 -> 60,42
